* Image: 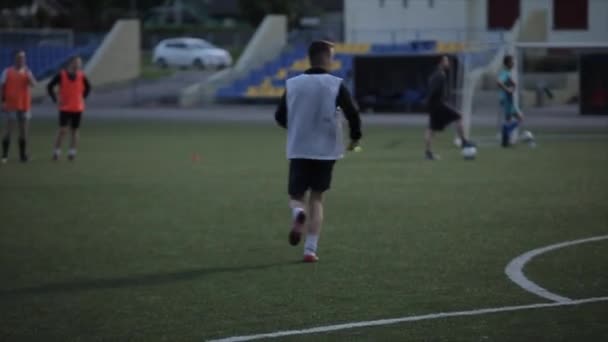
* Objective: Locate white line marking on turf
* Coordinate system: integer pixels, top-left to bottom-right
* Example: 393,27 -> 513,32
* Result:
505,235 -> 608,303
207,296 -> 608,342
210,235 -> 608,341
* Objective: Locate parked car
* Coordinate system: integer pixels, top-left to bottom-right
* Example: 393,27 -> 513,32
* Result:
152,38 -> 232,70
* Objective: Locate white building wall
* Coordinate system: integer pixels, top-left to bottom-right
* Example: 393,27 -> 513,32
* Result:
345,0 -> 472,43
344,0 -> 608,44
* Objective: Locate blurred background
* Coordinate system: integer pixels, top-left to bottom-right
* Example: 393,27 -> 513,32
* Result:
1,0 -> 606,114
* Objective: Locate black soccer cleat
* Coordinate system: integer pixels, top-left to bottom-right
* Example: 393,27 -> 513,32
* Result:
461,140 -> 476,148
425,151 -> 440,161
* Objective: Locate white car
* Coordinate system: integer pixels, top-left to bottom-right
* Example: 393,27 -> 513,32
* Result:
152,38 -> 232,70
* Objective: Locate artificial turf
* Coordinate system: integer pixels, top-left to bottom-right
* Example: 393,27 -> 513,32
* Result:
0,119 -> 606,341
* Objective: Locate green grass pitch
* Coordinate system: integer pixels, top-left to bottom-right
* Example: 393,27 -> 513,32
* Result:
0,119 -> 607,341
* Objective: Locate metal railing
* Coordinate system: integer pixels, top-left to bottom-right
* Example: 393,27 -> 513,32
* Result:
0,28 -> 74,47
349,28 -> 510,44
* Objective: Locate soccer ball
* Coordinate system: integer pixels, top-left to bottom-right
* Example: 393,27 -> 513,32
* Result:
462,146 -> 477,160
521,130 -> 534,142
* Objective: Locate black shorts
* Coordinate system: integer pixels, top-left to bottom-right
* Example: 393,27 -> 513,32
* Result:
288,159 -> 336,197
428,103 -> 461,132
59,111 -> 83,129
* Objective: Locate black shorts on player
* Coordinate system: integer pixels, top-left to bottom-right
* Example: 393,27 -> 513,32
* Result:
428,103 -> 461,132
59,111 -> 82,129
288,159 -> 336,197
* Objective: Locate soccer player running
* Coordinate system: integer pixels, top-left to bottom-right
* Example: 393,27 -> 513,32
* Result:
275,40 -> 362,263
47,55 -> 91,161
425,55 -> 474,160
497,55 -> 524,147
1,49 -> 36,163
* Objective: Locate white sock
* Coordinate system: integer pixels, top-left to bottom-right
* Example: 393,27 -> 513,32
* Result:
292,207 -> 305,220
304,234 -> 319,255
68,148 -> 77,156
54,149 -> 62,156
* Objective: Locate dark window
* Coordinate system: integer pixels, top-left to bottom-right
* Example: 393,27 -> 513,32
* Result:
166,42 -> 187,49
487,0 -> 520,30
379,0 -> 385,8
554,0 -> 588,30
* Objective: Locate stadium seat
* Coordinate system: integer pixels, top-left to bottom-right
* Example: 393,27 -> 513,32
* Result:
0,42 -> 100,79
216,40 -> 440,101
274,68 -> 287,80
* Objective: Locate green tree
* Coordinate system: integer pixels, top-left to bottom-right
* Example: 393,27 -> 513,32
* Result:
1,0 -> 31,8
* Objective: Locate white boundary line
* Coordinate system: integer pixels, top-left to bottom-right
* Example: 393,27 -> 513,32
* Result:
209,236 -> 608,342
505,235 -> 608,303
208,297 -> 608,342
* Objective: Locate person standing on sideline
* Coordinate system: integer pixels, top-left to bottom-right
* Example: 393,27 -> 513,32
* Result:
424,55 -> 474,160
1,49 -> 36,163
47,55 -> 91,161
275,40 -> 362,263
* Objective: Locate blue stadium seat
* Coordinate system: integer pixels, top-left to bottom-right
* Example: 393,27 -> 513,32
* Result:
215,39 -> 439,101
0,43 -> 100,79
271,79 -> 286,87
401,89 -> 425,105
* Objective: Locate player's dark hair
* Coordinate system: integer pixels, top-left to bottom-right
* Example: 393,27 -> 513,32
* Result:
503,55 -> 513,66
438,54 -> 450,65
308,40 -> 334,65
68,54 -> 81,63
13,49 -> 25,57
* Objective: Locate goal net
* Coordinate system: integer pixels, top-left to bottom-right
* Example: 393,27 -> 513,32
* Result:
457,42 -> 507,140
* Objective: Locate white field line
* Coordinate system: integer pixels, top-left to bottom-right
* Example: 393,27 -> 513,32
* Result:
505,235 -> 608,303
207,296 -> 608,342
209,236 -> 608,341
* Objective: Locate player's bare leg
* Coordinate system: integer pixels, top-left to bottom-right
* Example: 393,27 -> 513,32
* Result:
2,118 -> 14,163
455,119 -> 467,144
288,196 -> 307,246
424,128 -> 439,160
303,191 -> 323,262
17,116 -> 29,162
68,128 -> 79,161
53,126 -> 68,160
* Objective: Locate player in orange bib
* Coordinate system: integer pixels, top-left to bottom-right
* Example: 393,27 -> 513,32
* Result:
47,55 -> 91,161
1,49 -> 37,163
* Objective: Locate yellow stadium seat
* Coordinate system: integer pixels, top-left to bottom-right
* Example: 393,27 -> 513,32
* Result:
259,78 -> 272,89
275,68 -> 287,80
437,42 -> 466,53
355,43 -> 371,54
334,43 -> 371,55
436,42 -> 467,53
330,59 -> 342,71
291,58 -> 310,71
246,86 -> 261,98
436,42 -> 447,53
270,87 -> 284,97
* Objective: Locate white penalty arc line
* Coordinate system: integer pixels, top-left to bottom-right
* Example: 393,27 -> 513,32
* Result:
505,235 -> 608,303
209,235 -> 608,342
207,296 -> 608,342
